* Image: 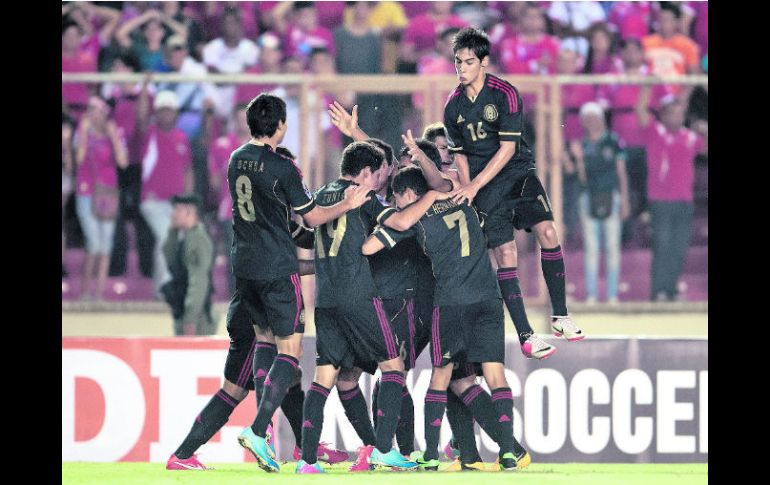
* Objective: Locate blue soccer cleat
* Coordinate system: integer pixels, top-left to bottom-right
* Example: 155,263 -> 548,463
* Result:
370,448 -> 418,470
237,427 -> 280,472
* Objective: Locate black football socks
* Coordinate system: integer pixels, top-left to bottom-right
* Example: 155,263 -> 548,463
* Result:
541,245 -> 568,316
339,385 -> 376,446
300,382 -> 330,464
375,371 -> 406,453
497,267 -> 535,344
251,354 -> 299,436
174,389 -> 242,459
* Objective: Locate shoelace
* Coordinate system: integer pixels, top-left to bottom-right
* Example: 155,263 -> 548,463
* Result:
555,317 -> 580,333
527,334 -> 552,350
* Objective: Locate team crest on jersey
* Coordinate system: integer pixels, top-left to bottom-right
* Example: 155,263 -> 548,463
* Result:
483,104 -> 498,122
457,114 -> 465,123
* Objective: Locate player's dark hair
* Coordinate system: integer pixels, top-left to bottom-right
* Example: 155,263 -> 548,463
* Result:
422,122 -> 447,142
366,138 -> 395,166
452,27 -> 490,62
340,141 -> 385,177
246,93 -> 287,138
659,2 -> 682,19
276,146 -> 296,160
392,167 -> 430,197
415,139 -> 442,171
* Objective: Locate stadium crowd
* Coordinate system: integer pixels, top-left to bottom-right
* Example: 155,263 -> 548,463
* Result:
62,1 -> 708,304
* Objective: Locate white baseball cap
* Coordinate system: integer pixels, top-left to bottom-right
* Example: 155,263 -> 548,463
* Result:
579,101 -> 604,119
154,90 -> 179,110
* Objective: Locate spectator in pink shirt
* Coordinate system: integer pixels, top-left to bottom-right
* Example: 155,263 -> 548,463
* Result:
558,47 -> 598,143
235,32 -> 284,106
498,4 -> 560,75
607,1 -> 652,41
136,86 -> 194,294
487,2 -> 529,58
636,89 -> 707,301
597,38 -> 671,236
413,27 -> 460,109
74,95 -> 129,301
61,2 -> 121,119
400,2 -> 468,71
101,52 -> 156,278
208,103 -> 250,294
583,24 -> 620,74
283,2 -> 336,67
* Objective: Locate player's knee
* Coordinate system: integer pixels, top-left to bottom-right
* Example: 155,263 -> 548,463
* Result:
429,365 -> 453,390
493,241 -> 518,266
222,380 -> 249,402
481,363 -> 508,389
537,223 -> 560,248
449,375 -> 475,395
378,358 -> 404,373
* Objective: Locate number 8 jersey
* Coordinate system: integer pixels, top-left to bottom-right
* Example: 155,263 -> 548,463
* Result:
442,73 -> 536,181
227,141 -> 316,280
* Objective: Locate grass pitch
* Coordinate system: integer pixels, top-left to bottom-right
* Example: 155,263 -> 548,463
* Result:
63,462 -> 707,485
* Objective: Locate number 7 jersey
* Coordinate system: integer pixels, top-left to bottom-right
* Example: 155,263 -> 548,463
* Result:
227,142 -> 316,280
443,73 -> 535,180
373,200 -> 500,306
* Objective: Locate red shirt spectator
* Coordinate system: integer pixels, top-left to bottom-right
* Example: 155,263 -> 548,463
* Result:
498,5 -> 560,74
234,32 -> 283,105
284,2 -> 336,63
62,30 -> 101,110
140,124 -> 192,202
316,1 -> 346,30
643,119 -> 703,202
403,6 -> 467,54
209,132 -> 240,221
607,2 -> 652,40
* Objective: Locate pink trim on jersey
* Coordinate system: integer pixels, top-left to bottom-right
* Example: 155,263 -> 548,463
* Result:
445,86 -> 463,107
487,76 -> 518,113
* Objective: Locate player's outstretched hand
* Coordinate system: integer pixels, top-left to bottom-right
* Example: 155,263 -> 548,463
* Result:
401,129 -> 426,161
328,101 -> 358,138
451,182 -> 480,206
343,183 -> 371,209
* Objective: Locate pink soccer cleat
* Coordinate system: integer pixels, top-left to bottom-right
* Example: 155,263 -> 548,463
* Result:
166,454 -> 209,471
348,444 -> 375,472
293,442 -> 349,464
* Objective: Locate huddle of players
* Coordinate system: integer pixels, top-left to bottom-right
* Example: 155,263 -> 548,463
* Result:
165,26 -> 584,474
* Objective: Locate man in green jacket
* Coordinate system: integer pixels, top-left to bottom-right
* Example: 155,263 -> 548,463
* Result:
162,194 -> 216,335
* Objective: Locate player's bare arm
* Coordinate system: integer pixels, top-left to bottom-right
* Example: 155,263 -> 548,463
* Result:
361,232 -> 386,255
327,100 -> 369,141
401,129 -> 454,192
453,153 -> 471,186
452,141 -> 516,205
302,183 -> 371,227
383,189 -> 450,231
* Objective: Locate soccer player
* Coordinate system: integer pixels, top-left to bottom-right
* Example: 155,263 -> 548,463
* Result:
327,101 -> 491,469
363,167 -> 530,471
220,93 -> 370,473
445,27 -> 584,359
296,141 -> 448,474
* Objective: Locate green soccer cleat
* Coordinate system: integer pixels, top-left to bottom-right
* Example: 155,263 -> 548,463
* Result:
409,451 -> 439,471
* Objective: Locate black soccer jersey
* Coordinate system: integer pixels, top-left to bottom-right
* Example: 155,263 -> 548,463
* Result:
443,73 -> 535,180
314,179 -> 395,308
374,199 -> 501,306
368,232 -> 418,300
228,142 -> 316,280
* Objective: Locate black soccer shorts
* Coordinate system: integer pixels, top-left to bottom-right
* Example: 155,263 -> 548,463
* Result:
430,299 -> 505,368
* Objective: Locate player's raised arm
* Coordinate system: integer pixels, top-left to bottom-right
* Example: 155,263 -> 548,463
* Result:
452,153 -> 471,187
401,129 -> 454,192
327,101 -> 369,141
